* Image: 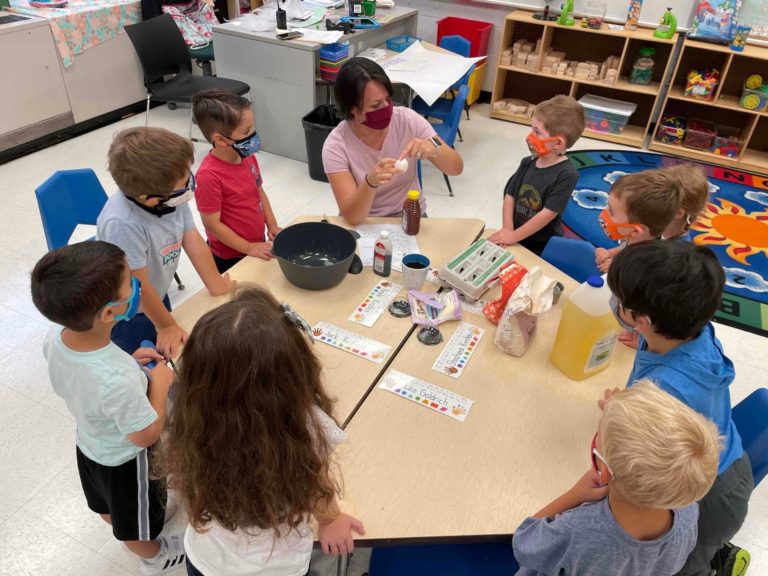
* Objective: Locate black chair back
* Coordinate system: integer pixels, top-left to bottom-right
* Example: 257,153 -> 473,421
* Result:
125,14 -> 192,88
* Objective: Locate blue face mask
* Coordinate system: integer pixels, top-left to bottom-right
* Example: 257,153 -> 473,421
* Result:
229,131 -> 261,158
105,277 -> 141,322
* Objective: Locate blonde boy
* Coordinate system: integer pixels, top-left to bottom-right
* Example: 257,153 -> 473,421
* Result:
661,164 -> 710,240
489,95 -> 585,255
97,127 -> 235,357
595,169 -> 682,272
514,380 -> 720,576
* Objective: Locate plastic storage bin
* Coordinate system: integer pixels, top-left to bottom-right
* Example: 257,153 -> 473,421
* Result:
740,86 -> 768,112
386,34 -> 420,52
579,94 -> 637,134
711,126 -> 743,158
655,115 -> 686,145
683,119 -> 716,150
302,105 -> 342,183
467,60 -> 487,105
436,17 -> 493,58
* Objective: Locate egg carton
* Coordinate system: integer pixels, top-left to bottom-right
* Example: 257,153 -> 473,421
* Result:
438,239 -> 514,302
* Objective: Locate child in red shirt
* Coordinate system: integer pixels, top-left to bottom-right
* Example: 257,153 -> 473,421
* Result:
192,90 -> 281,273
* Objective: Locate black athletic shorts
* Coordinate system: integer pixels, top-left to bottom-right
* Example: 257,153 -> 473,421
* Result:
76,445 -> 166,541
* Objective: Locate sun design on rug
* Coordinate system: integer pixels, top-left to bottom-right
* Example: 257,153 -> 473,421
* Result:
692,199 -> 768,265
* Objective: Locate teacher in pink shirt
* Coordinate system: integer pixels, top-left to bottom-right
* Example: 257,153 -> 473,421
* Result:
322,57 -> 464,225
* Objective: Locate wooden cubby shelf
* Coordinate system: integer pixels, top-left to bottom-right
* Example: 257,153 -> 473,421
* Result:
491,10 -> 678,148
649,36 -> 768,173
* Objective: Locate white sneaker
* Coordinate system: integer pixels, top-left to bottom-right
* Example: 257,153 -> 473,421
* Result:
140,535 -> 187,575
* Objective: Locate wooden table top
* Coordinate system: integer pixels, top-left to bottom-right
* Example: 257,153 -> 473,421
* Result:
172,216 -> 485,423
337,237 -> 635,542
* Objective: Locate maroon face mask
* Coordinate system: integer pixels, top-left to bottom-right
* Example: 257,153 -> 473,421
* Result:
363,100 -> 394,130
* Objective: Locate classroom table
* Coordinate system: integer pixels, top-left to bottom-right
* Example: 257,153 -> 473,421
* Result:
171,216 -> 484,423
336,238 -> 636,544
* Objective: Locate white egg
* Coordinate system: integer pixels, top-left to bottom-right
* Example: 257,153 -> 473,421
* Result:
394,158 -> 409,173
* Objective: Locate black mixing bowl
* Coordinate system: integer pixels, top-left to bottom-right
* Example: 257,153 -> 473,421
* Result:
272,222 -> 363,290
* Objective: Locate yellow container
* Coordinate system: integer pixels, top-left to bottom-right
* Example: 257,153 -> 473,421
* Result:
467,59 -> 487,105
549,276 -> 620,380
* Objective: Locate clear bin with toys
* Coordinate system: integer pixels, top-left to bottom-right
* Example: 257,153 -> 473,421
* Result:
684,68 -> 720,101
711,126 -> 743,158
683,119 -> 716,150
739,75 -> 768,112
656,114 -> 686,145
579,94 -> 637,134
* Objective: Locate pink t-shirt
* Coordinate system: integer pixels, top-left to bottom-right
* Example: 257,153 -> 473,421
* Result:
322,106 -> 437,217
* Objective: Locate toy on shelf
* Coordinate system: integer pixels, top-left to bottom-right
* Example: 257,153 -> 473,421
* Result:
533,0 -> 558,21
629,46 -> 655,85
711,126 -> 743,157
656,114 -> 686,145
557,0 -> 575,26
653,7 -> 677,39
684,68 -> 720,101
581,0 -> 607,29
625,0 -> 643,31
730,25 -> 751,51
688,0 -> 741,42
740,74 -> 768,111
683,118 -> 716,150
492,98 -> 535,117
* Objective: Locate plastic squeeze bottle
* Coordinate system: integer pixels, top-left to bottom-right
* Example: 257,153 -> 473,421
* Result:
402,189 -> 421,235
373,230 -> 392,277
549,275 -> 620,380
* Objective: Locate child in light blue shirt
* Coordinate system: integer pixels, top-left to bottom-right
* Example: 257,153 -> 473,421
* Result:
32,241 -> 184,575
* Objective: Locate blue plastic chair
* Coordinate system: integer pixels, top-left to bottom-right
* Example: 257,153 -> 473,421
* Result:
732,388 -> 768,487
369,542 -> 518,576
34,169 -> 110,251
412,35 -> 473,141
540,236 -> 600,283
34,169 -> 186,288
427,83 -> 469,198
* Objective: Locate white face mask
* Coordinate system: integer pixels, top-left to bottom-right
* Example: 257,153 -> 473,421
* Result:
161,188 -> 194,208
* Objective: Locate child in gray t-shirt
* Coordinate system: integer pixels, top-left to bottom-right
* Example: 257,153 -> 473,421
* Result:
97,127 -> 235,357
513,380 -> 721,576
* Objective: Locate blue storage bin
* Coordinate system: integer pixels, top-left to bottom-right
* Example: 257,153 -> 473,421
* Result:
386,34 -> 420,52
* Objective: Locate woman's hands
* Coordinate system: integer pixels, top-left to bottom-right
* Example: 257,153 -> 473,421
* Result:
366,158 -> 397,188
400,137 -> 439,161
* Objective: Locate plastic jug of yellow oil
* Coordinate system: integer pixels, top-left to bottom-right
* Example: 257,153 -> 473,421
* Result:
549,275 -> 620,380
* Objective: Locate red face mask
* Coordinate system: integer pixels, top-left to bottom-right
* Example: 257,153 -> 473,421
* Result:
363,100 -> 394,130
526,132 -> 564,157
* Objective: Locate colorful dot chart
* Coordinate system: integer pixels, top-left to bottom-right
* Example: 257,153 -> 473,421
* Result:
431,321 -> 485,379
349,280 -> 402,327
378,369 -> 474,422
311,321 -> 392,365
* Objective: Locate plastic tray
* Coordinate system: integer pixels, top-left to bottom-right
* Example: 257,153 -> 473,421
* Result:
386,34 -> 420,52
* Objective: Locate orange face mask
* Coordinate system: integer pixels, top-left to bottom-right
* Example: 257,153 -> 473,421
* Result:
599,208 -> 643,240
526,133 -> 564,157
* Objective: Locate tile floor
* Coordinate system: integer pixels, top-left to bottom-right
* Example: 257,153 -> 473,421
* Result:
0,103 -> 765,575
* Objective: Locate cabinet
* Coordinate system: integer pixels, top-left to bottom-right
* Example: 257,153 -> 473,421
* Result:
649,38 -> 768,173
490,10 -> 678,148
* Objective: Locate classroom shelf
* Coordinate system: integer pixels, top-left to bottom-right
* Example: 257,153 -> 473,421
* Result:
490,10 -> 678,149
649,37 -> 768,173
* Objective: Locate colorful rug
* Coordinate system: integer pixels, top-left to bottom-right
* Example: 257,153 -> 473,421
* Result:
564,150 -> 768,337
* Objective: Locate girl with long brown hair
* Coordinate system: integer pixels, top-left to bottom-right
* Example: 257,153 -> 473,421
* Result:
157,286 -> 365,576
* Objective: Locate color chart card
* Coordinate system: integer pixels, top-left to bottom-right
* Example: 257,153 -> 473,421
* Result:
379,369 -> 474,422
312,322 -> 391,364
431,322 -> 484,379
349,280 -> 402,327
